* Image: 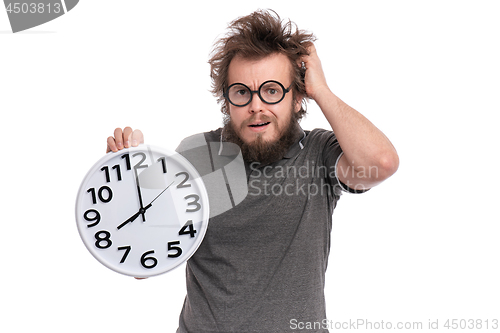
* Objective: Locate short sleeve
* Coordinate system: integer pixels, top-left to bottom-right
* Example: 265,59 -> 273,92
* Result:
312,129 -> 369,195
333,152 -> 370,194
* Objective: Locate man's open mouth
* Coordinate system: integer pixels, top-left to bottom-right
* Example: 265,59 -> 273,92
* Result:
249,122 -> 271,127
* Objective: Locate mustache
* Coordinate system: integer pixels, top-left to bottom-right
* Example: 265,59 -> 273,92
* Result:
240,114 -> 276,129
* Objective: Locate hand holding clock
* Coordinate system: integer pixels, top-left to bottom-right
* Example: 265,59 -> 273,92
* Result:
106,127 -> 144,153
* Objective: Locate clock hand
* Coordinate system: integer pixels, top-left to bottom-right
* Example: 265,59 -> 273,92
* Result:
116,181 -> 175,230
134,171 -> 147,222
117,205 -> 151,230
146,180 -> 175,206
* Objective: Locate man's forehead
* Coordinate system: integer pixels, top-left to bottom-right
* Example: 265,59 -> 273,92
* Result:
227,53 -> 292,84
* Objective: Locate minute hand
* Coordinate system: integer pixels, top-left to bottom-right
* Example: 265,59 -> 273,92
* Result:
134,169 -> 146,222
117,181 -> 175,230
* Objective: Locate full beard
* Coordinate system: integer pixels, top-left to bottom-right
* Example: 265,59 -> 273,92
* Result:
222,111 -> 301,166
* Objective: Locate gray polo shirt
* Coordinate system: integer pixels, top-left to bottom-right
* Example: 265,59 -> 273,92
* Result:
177,127 -> 355,333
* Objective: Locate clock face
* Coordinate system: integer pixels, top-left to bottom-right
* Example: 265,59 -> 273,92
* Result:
75,145 -> 209,278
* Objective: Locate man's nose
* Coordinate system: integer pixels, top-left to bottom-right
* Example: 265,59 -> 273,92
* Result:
248,91 -> 264,113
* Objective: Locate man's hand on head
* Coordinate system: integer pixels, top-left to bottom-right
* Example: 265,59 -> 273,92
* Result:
299,44 -> 331,102
106,127 -> 144,153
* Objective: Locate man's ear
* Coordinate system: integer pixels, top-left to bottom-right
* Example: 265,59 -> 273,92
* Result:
294,95 -> 304,113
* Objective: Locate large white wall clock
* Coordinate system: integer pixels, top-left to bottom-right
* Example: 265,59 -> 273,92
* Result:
75,145 -> 209,278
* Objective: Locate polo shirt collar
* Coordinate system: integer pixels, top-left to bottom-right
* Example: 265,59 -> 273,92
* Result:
283,127 -> 306,159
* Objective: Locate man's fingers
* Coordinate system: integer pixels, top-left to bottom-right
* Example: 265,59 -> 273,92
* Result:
112,128 -> 123,150
106,136 -> 117,153
106,127 -> 144,152
131,129 -> 144,147
123,127 -> 133,148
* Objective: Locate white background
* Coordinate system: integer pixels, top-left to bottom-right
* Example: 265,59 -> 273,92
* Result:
1,1 -> 499,332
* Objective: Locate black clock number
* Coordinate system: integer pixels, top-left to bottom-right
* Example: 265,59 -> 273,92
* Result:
83,209 -> 101,228
141,250 -> 158,269
167,241 -> 182,258
184,194 -> 201,212
87,186 -> 113,204
123,153 -> 165,173
166,223 -> 197,259
121,153 -> 131,170
94,230 -> 112,249
179,221 -> 196,238
158,157 -> 167,173
121,153 -> 148,170
117,246 -> 131,263
101,165 -> 122,182
106,223 -> 199,266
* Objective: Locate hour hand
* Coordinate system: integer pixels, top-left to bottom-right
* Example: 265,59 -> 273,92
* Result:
117,204 -> 152,230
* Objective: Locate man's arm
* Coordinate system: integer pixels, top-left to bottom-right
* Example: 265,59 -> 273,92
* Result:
301,44 -> 399,190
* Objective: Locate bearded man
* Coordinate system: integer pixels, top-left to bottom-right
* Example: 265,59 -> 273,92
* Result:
107,9 -> 399,333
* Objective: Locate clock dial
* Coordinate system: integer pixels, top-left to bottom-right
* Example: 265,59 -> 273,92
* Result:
76,145 -> 209,278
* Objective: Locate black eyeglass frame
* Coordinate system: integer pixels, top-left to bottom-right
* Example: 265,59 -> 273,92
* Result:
224,80 -> 293,107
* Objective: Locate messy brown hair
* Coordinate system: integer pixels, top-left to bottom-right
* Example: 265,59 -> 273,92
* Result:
209,9 -> 316,119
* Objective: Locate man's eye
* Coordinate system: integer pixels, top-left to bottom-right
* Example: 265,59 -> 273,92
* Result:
267,89 -> 278,95
236,90 -> 248,96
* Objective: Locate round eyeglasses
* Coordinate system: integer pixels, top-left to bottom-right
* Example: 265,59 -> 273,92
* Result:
224,80 -> 292,107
